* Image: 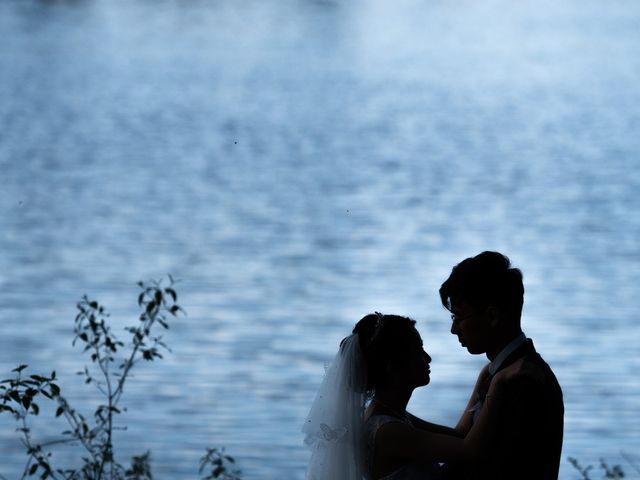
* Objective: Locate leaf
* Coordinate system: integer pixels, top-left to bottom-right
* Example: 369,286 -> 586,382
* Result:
0,404 -> 16,414
29,463 -> 38,476
138,292 -> 145,307
13,365 -> 28,373
89,301 -> 98,309
50,384 -> 60,396
31,403 -> 39,415
146,301 -> 156,314
164,288 -> 177,301
56,407 -> 64,417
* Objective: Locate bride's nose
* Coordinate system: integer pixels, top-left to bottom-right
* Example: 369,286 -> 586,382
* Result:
423,351 -> 431,364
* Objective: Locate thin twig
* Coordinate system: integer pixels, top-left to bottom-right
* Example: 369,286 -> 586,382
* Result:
39,437 -> 80,448
621,450 -> 640,476
113,300 -> 158,405
60,403 -> 94,457
19,410 -> 34,479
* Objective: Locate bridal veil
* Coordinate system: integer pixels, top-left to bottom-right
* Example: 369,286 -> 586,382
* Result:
302,334 -> 367,480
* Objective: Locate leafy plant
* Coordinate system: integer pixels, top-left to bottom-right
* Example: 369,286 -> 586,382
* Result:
0,277 -> 240,480
199,448 -> 241,480
124,451 -> 152,480
569,456 -> 626,479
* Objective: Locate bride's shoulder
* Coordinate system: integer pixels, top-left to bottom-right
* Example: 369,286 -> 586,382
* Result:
365,413 -> 410,437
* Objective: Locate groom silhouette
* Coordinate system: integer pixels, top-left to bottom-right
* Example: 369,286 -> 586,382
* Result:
439,251 -> 564,480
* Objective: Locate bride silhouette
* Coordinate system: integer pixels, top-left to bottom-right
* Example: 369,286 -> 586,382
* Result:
303,312 -> 530,480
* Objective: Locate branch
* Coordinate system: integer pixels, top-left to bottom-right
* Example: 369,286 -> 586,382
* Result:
621,451 -> 640,476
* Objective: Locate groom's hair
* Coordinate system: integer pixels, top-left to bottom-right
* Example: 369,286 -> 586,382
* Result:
439,251 -> 524,324
353,313 -> 418,393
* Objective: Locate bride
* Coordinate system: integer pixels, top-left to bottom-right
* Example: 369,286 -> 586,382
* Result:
303,312 -> 527,480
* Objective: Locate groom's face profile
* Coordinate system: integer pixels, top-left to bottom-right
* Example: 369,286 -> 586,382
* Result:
450,301 -> 492,355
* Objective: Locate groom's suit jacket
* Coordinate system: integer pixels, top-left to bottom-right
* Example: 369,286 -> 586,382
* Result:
446,339 -> 564,480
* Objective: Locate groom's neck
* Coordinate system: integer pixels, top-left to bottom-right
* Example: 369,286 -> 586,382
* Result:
486,329 -> 523,361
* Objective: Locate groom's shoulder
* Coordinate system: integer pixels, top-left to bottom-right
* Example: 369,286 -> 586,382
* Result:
527,345 -> 560,381
520,340 -> 559,377
522,347 -> 564,405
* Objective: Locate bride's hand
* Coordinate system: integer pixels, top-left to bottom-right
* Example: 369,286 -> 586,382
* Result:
489,357 -> 544,395
471,363 -> 491,397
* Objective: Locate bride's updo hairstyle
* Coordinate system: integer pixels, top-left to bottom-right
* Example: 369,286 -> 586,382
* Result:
352,313 -> 418,395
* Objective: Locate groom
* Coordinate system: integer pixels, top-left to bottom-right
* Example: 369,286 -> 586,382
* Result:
439,251 -> 564,480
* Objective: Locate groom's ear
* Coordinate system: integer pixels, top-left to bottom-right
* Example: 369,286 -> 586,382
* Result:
486,306 -> 501,328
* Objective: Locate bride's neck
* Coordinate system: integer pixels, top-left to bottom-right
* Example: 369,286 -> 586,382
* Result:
373,388 -> 412,413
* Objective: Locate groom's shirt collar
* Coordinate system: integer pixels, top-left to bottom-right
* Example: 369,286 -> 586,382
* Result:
488,332 -> 528,376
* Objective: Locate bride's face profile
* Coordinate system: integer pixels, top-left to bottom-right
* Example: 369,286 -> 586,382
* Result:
387,327 -> 432,390
403,328 -> 432,388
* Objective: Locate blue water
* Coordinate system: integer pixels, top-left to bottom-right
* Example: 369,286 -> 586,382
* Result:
1,0 -> 639,478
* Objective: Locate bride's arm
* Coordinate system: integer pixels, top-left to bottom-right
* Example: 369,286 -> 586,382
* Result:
404,364 -> 491,438
373,421 -> 467,463
374,361 -> 528,463
455,362 -> 491,436
463,358 -> 544,459
374,383 -> 505,463
406,413 -> 463,438
402,363 -> 491,438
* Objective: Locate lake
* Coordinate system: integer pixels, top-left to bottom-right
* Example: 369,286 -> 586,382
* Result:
0,0 -> 639,478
